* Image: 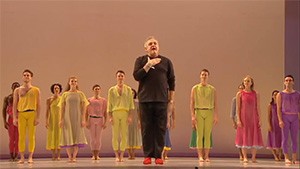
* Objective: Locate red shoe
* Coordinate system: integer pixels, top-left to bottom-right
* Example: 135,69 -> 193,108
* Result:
155,158 -> 164,165
143,157 -> 151,165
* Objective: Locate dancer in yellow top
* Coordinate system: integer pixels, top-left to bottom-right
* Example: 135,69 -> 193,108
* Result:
46,83 -> 62,161
108,70 -> 134,162
190,69 -> 218,162
13,69 -> 41,164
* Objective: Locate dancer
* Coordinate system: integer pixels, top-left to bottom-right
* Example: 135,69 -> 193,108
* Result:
189,126 -> 197,149
108,70 -> 134,162
235,75 -> 263,163
162,106 -> 175,160
13,69 -> 40,164
133,36 -> 175,165
59,76 -> 88,163
277,75 -> 300,164
189,131 -> 213,152
127,89 -> 142,160
86,84 -> 107,160
2,82 -> 20,161
190,69 -> 218,162
266,90 -> 282,161
230,84 -> 244,160
45,83 -> 62,161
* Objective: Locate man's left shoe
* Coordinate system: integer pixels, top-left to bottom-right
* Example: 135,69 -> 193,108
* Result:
155,158 -> 164,165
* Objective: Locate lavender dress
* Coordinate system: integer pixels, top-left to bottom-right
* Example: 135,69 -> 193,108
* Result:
266,103 -> 282,149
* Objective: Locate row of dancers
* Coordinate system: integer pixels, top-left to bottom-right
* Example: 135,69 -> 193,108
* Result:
3,69 -> 299,165
2,36 -> 299,165
227,75 -> 299,164
2,69 -> 175,163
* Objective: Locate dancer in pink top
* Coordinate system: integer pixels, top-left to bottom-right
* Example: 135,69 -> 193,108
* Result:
235,75 -> 263,163
86,84 -> 107,160
2,82 -> 20,161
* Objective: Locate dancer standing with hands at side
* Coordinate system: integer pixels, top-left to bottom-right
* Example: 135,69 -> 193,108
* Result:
277,75 -> 300,164
235,75 -> 263,163
13,69 -> 40,164
2,82 -> 20,161
190,69 -> 218,162
59,76 -> 88,163
46,83 -> 63,161
108,70 -> 134,162
86,84 -> 107,160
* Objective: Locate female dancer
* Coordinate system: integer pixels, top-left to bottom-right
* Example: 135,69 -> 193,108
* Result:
230,84 -> 244,160
127,89 -> 142,160
46,83 -> 62,160
59,76 -> 88,162
235,75 -> 263,163
2,82 -> 20,161
266,90 -> 282,161
162,107 -> 175,160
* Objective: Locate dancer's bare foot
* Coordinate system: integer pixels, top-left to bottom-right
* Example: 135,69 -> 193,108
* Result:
18,159 -> 25,164
199,157 -> 204,162
28,158 -> 34,164
285,159 -> 292,164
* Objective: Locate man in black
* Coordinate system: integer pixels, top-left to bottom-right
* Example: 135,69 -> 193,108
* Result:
133,36 -> 175,165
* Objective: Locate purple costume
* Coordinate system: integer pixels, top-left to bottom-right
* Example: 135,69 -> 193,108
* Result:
280,91 -> 300,154
266,104 -> 282,149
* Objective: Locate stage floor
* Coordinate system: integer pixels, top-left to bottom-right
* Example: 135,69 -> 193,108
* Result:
0,157 -> 299,169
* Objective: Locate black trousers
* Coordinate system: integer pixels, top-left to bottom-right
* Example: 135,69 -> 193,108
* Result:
139,102 -> 168,158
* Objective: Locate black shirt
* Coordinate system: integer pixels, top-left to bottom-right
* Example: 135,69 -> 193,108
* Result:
133,55 -> 175,103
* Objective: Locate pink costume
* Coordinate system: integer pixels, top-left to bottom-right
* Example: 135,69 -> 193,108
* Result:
6,101 -> 19,154
235,90 -> 264,149
87,97 -> 107,151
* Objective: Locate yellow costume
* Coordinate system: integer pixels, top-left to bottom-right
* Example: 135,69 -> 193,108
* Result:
107,84 -> 134,151
46,96 -> 61,150
17,86 -> 40,153
193,84 -> 215,149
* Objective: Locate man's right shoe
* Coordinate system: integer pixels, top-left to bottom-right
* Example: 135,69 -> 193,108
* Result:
143,157 -> 151,165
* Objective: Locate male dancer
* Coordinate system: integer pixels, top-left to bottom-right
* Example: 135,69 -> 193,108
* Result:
277,75 -> 300,164
13,69 -> 40,163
